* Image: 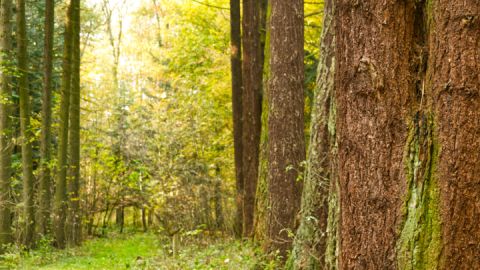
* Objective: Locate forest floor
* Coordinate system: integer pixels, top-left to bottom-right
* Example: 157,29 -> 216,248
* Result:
2,231 -> 272,270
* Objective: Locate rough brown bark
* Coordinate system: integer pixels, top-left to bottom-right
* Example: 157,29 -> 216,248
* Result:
335,1 -> 480,269
288,0 -> 335,268
430,1 -> 480,268
335,1 -> 414,268
241,0 -> 264,238
229,0 -> 243,238
38,0 -> 55,238
0,0 -> 13,252
266,0 -> 305,260
16,0 -> 36,249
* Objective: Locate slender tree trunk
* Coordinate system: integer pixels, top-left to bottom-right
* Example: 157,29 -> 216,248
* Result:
241,0 -> 265,238
116,206 -> 124,233
54,0 -> 74,248
229,0 -> 243,239
254,0 -> 270,244
0,0 -> 13,252
87,157 -> 98,236
148,208 -> 154,227
266,0 -> 305,260
38,0 -> 55,238
16,0 -> 35,249
288,0 -> 336,268
213,179 -> 224,229
116,206 -> 123,225
67,0 -> 81,247
141,207 -> 147,232
101,203 -> 110,236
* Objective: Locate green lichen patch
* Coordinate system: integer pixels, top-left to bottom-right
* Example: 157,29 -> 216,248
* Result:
397,113 -> 442,270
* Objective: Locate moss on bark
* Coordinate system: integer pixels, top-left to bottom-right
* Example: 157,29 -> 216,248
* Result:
397,114 -> 441,270
288,0 -> 337,267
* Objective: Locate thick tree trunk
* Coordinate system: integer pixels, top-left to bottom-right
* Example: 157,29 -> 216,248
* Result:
335,1 -> 480,269
266,0 -> 305,260
16,0 -> 36,249
38,0 -> 55,238
335,1 -> 415,268
426,1 -> 480,268
54,0 -> 74,249
241,0 -> 265,238
67,0 -> 81,247
0,0 -> 13,252
288,0 -> 336,268
229,0 -> 243,238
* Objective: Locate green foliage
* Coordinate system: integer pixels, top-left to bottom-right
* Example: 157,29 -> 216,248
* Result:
80,0 -> 235,235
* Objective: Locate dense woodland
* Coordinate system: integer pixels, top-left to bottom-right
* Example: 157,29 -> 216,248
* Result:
0,0 -> 478,269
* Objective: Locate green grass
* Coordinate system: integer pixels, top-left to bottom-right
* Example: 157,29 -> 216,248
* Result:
14,233 -> 160,270
1,232 -> 271,270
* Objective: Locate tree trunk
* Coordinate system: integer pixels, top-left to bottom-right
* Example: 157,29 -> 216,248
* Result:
288,0 -> 336,268
116,206 -> 124,227
424,1 -> 480,268
38,0 -> 55,238
241,0 -> 265,238
67,0 -> 81,247
141,207 -> 147,232
229,0 -> 243,239
54,0 -> 74,248
254,0 -> 270,244
334,0 -> 480,269
147,208 -> 154,227
0,0 -> 13,252
213,179 -> 224,229
266,0 -> 305,260
16,0 -> 36,249
335,1 -> 415,268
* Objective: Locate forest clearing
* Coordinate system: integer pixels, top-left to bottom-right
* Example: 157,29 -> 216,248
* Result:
0,0 -> 479,269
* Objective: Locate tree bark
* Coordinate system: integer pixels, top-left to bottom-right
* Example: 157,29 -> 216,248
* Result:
335,1 -> 480,269
335,1 -> 415,268
229,0 -> 243,238
16,0 -> 36,249
67,0 -> 81,247
0,0 -> 13,252
266,0 -> 305,260
241,0 -> 265,238
288,0 -> 336,268
38,0 -> 55,238
254,0 -> 270,244
54,0 -> 74,249
427,1 -> 480,268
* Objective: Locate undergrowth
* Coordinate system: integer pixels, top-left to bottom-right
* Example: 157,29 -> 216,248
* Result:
0,230 -> 277,269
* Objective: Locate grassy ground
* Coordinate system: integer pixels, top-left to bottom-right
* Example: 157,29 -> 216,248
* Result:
1,232 -> 272,270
